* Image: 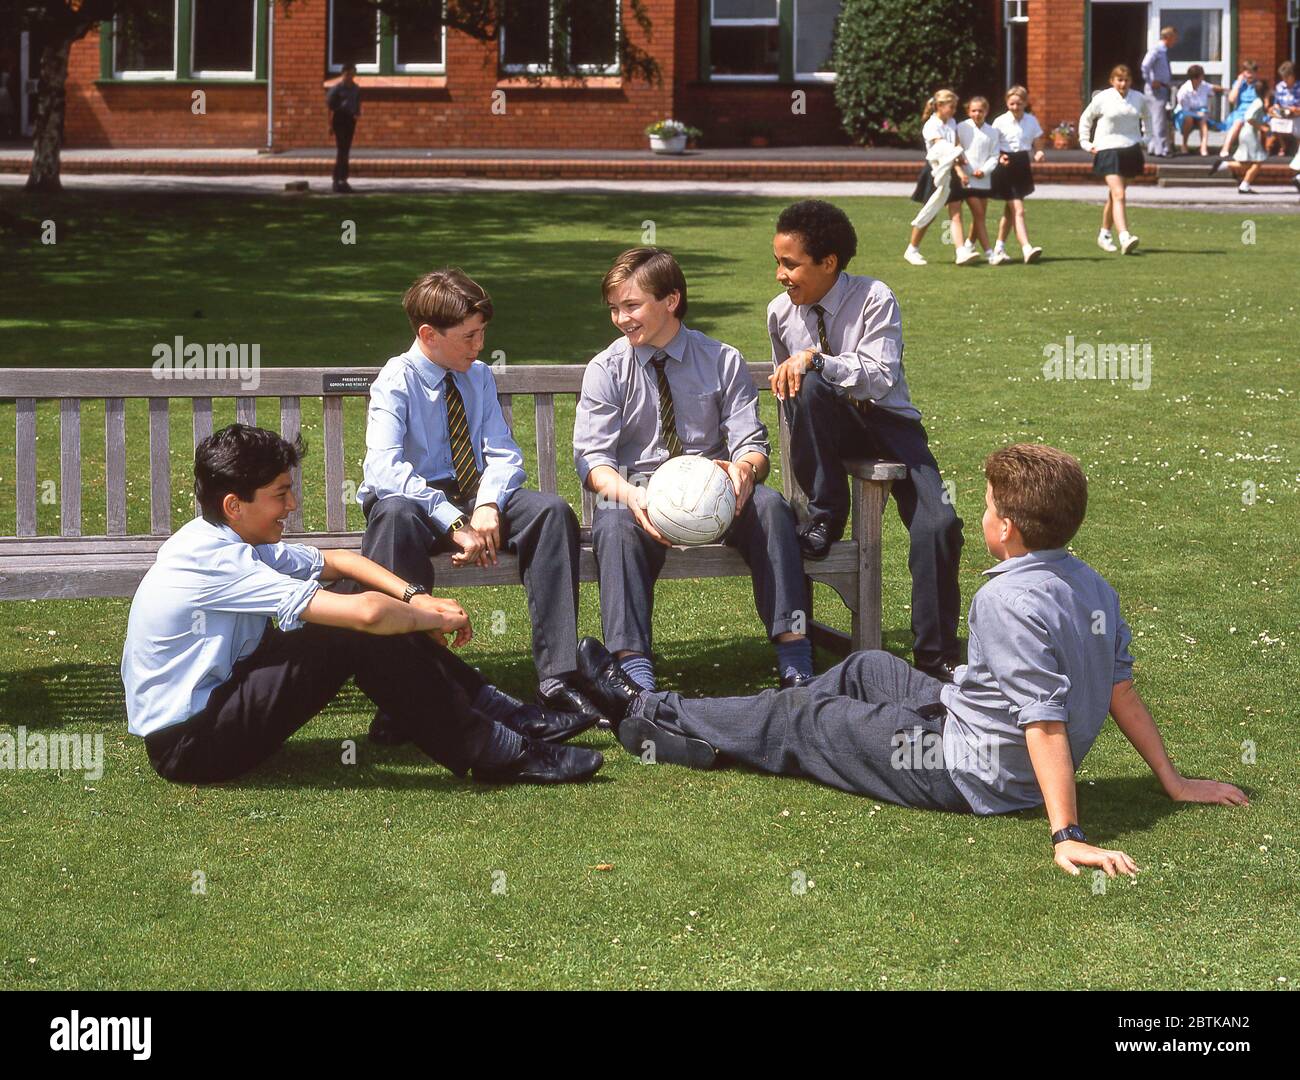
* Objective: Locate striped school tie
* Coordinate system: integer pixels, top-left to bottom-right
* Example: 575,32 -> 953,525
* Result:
650,351 -> 685,458
813,302 -> 871,414
443,374 -> 481,503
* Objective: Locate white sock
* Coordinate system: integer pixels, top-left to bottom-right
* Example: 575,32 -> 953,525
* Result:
1099,228 -> 1112,240
985,248 -> 995,258
993,240 -> 1006,252
905,243 -> 920,255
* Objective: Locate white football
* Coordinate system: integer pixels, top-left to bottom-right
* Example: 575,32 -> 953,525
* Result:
645,456 -> 736,545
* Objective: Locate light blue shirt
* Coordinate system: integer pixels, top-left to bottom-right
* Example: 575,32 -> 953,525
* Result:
940,549 -> 1135,815
1141,41 -> 1172,100
121,517 -> 323,738
358,341 -> 525,532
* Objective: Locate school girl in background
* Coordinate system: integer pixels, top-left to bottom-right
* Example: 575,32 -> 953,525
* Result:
956,96 -> 1001,266
990,86 -> 1046,264
1079,65 -> 1150,255
904,89 -> 974,266
1212,60 -> 1260,169
1226,80 -> 1270,194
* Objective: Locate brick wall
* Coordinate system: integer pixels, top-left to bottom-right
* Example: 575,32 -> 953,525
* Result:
1026,0 -> 1087,133
1239,0 -> 1290,79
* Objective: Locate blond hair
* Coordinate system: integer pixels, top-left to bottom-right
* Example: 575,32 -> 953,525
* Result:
1005,84 -> 1030,105
921,88 -> 958,122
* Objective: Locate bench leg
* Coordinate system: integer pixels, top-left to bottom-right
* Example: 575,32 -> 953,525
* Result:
850,478 -> 891,652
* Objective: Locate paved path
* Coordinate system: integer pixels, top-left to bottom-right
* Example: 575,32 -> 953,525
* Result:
3,171 -> 1297,210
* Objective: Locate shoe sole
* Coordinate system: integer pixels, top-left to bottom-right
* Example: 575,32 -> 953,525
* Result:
617,715 -> 718,770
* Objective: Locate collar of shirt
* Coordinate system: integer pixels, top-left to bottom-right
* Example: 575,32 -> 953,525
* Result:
632,323 -> 688,367
402,339 -> 460,394
982,547 -> 1070,577
801,271 -> 851,320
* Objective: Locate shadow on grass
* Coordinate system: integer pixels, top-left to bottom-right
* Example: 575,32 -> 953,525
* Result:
0,663 -> 126,731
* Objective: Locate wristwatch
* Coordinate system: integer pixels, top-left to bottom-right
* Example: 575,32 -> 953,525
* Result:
1051,824 -> 1087,846
401,583 -> 428,604
447,515 -> 466,534
808,352 -> 825,373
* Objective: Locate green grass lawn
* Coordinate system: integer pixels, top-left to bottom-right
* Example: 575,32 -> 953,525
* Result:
0,190 -> 1296,989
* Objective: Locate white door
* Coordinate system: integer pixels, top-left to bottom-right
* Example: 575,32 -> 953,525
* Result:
1151,1 -> 1231,116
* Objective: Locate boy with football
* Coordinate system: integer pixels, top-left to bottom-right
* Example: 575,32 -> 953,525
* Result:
573,247 -> 813,692
574,443 -> 1247,877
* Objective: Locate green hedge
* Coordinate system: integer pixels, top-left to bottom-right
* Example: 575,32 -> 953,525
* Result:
834,0 -> 999,147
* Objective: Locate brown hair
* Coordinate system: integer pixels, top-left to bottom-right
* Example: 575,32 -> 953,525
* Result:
1109,64 -> 1133,82
984,443 -> 1088,550
1279,61 -> 1295,80
966,95 -> 991,112
601,247 -> 688,321
402,268 -> 493,334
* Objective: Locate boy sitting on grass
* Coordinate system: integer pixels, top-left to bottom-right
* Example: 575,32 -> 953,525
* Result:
574,443 -> 1247,877
121,424 -> 603,787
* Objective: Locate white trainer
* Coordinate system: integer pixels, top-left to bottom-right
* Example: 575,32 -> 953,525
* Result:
1120,233 -> 1140,255
903,248 -> 928,266
955,243 -> 981,265
1022,245 -> 1043,264
987,250 -> 1012,266
1097,234 -> 1119,253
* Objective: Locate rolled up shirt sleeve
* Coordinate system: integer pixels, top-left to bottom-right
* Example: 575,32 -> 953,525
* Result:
253,541 -> 325,582
975,592 -> 1072,727
718,346 -> 770,462
473,372 -> 526,510
194,545 -> 322,632
1112,612 -> 1136,684
363,375 -> 460,532
573,361 -> 623,486
819,282 -> 904,403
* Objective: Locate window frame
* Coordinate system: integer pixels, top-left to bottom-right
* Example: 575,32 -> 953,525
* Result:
709,0 -> 782,83
190,0 -> 259,81
326,0 -> 449,76
499,0 -> 622,77
704,1 -> 844,84
792,0 -> 841,83
112,0 -> 180,81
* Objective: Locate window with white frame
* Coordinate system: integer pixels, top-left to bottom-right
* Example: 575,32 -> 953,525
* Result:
114,0 -> 177,79
1004,0 -> 1028,89
794,0 -> 841,80
710,0 -> 781,80
192,0 -> 256,78
501,1 -> 620,75
328,0 -> 444,74
393,4 -> 446,71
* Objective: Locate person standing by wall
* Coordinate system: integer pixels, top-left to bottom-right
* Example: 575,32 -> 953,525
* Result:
327,63 -> 361,194
1140,26 -> 1178,157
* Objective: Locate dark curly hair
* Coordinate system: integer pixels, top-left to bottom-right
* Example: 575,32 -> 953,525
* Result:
776,200 -> 858,270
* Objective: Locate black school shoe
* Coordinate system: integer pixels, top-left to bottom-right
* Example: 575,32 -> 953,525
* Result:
574,637 -> 643,728
796,521 -> 836,560
915,660 -> 958,684
778,671 -> 814,689
537,680 -> 608,732
473,738 -> 604,785
369,701 -> 597,747
615,712 -> 719,771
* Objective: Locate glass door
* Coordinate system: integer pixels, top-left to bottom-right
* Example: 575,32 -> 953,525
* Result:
1152,1 -> 1231,117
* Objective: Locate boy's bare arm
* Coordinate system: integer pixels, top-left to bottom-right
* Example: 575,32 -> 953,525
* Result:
1109,680 -> 1248,806
1025,720 -> 1138,878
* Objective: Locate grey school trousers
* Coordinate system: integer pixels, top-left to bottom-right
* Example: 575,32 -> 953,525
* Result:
590,481 -> 809,656
635,649 -> 973,812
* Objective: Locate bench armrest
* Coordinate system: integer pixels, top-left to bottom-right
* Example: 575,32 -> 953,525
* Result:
844,458 -> 907,482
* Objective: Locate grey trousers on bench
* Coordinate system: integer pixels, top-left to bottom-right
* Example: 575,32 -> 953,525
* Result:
634,649 -> 973,812
361,487 -> 581,680
591,481 -> 808,656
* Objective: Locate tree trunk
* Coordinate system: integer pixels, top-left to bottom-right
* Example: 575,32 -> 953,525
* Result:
25,36 -> 73,193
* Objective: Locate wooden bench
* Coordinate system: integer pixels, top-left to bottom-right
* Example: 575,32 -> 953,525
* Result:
0,365 -> 905,654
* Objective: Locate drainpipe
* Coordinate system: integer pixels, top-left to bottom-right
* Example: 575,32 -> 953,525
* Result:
265,1 -> 275,150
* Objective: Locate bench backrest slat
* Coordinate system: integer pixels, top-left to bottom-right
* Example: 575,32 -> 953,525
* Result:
192,398 -> 213,518
59,399 -> 82,537
280,396 -> 304,532
498,393 -> 513,435
236,397 -> 257,427
534,393 -> 557,496
15,398 -> 37,537
106,398 -> 127,536
323,396 -> 346,532
148,398 -> 171,535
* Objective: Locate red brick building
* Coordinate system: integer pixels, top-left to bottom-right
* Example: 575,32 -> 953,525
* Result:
2,1 -> 1295,150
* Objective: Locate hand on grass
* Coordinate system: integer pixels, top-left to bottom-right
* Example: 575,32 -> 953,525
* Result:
1054,839 -> 1137,878
1169,776 -> 1249,806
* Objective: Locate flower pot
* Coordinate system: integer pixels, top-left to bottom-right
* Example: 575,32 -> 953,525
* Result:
649,133 -> 688,155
